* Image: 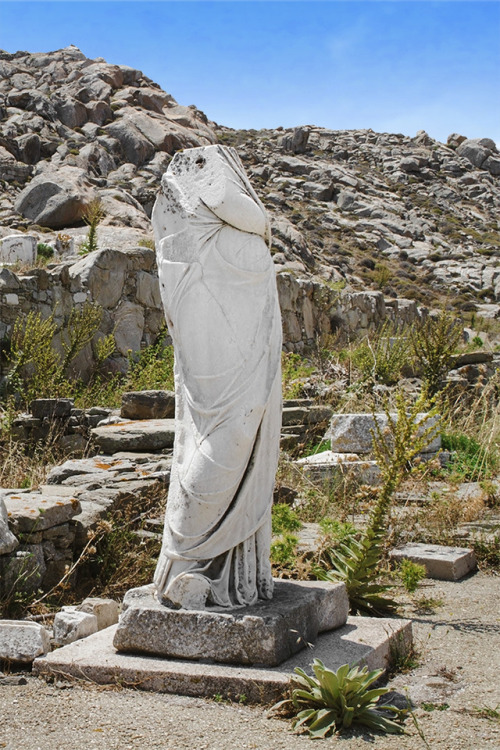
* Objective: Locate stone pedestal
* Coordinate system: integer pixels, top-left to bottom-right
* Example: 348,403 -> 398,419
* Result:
113,580 -> 349,667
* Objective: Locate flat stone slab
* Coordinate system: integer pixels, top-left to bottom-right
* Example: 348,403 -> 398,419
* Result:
113,580 -> 349,666
34,616 -> 412,703
1,490 -> 81,534
295,451 -> 380,485
390,543 -> 477,581
91,419 -> 176,453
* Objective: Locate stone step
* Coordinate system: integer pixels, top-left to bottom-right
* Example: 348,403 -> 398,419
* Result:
282,405 -> 332,427
33,615 -> 412,703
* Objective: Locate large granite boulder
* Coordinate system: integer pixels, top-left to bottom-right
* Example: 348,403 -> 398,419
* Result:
14,166 -> 95,228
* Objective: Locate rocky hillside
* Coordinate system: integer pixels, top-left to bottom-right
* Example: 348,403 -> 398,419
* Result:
1,46 -> 499,320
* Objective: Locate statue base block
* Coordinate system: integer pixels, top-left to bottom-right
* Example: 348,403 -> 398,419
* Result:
113,580 -> 349,666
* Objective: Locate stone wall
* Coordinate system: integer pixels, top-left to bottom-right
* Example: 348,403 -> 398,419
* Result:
0,247 -> 423,379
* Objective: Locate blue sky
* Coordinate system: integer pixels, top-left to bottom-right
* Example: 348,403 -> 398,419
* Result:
1,1 -> 499,144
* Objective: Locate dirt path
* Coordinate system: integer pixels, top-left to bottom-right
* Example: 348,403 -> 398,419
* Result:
1,573 -> 499,750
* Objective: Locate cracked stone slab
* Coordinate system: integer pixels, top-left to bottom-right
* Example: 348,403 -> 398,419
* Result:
34,616 -> 412,703
2,491 -> 81,534
113,580 -> 349,666
91,419 -> 176,453
390,543 -> 477,581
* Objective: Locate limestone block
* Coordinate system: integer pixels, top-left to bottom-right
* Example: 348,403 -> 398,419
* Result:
0,620 -> 50,663
296,451 -> 381,486
282,405 -> 332,427
0,496 -> 18,555
113,580 -> 348,666
91,419 -> 176,453
390,543 -> 477,581
0,235 -> 36,265
53,608 -> 98,645
3,491 -> 81,534
78,598 -> 119,630
121,390 -> 175,420
327,413 -> 441,454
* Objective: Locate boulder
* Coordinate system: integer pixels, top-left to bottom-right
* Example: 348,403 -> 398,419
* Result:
14,166 -> 95,228
68,248 -> 128,308
457,138 -> 499,175
326,412 -> 441,454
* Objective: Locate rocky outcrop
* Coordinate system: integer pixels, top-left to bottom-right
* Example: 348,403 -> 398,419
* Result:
0,45 -> 216,229
1,47 -> 500,323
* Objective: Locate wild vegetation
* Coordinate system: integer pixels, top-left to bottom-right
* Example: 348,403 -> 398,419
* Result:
0,304 -> 498,702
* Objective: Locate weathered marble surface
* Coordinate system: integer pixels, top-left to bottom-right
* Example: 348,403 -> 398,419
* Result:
151,145 -> 282,609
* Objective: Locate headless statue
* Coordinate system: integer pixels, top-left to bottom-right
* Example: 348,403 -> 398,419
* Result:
152,145 -> 282,610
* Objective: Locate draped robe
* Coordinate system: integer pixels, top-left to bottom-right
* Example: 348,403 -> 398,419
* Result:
151,145 -> 282,609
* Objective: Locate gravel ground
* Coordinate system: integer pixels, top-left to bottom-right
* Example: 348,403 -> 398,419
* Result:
1,573 -> 499,750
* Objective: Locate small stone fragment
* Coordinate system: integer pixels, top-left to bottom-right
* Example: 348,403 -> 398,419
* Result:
52,608 -> 98,645
77,598 -> 119,630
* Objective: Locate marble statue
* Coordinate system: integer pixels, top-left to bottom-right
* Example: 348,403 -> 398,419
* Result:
151,145 -> 282,610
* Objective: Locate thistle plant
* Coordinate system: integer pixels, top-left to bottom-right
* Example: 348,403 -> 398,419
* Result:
273,659 -> 405,738
317,390 -> 440,614
79,198 -> 104,255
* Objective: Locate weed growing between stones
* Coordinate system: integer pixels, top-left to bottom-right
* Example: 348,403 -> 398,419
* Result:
397,559 -> 427,594
79,198 -> 104,255
281,351 -> 315,399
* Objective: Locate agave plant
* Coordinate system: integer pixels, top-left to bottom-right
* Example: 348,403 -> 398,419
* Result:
274,659 -> 405,738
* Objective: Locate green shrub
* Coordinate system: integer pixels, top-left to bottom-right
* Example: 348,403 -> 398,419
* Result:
270,534 -> 299,567
410,309 -> 462,395
273,659 -> 405,737
442,432 -> 497,481
36,242 -> 54,260
398,559 -> 426,593
350,322 -> 413,386
272,503 -> 301,535
126,328 -> 174,392
281,352 -> 315,399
